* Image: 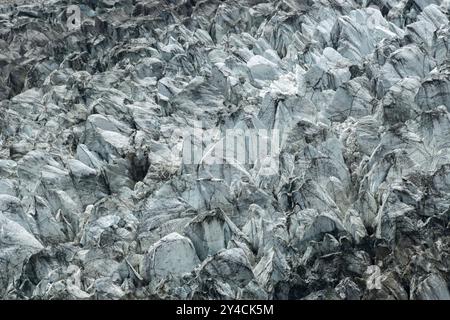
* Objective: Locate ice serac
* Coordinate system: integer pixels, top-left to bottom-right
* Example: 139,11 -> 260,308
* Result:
0,214 -> 43,296
1,0 -> 450,300
142,232 -> 200,282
